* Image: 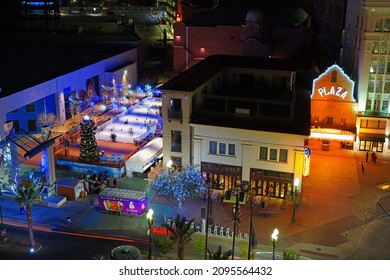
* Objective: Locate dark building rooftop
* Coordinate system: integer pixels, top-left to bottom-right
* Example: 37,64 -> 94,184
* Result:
182,3 -> 310,27
161,54 -> 311,136
189,87 -> 311,137
0,31 -> 140,98
160,54 -> 301,92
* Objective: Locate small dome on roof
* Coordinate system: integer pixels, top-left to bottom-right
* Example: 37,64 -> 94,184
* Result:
246,8 -> 263,20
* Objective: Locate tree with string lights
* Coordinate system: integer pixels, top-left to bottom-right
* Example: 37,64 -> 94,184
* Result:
79,115 -> 99,162
151,164 -> 207,209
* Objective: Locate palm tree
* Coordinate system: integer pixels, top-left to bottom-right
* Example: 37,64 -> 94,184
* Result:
208,245 -> 232,260
0,172 -> 43,251
165,215 -> 195,260
12,180 -> 43,250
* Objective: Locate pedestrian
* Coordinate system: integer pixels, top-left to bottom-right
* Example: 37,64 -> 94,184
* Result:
113,178 -> 117,188
373,154 -> 377,164
361,162 -> 365,174
371,152 -> 375,162
366,152 -> 369,162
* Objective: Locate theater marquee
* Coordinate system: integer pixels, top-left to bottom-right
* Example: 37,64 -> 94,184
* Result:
312,64 -> 355,101
310,64 -> 357,142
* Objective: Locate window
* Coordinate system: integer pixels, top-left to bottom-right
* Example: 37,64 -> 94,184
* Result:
375,19 -> 383,32
171,156 -> 182,170
279,149 -> 288,162
361,119 -> 386,128
174,36 -> 181,45
367,80 -> 375,92
384,19 -> 390,32
199,47 -> 206,58
219,143 -> 226,154
372,42 -> 379,54
327,117 -> 333,125
384,82 -> 390,94
331,70 -> 337,82
26,104 -> 35,112
209,141 -> 217,154
380,42 -> 388,54
228,144 -> 235,156
378,62 -> 385,74
370,61 -> 377,73
366,95 -> 372,110
171,130 -> 182,152
376,80 -> 383,93
169,98 -> 182,120
259,147 -> 268,160
382,99 -> 388,111
28,120 -> 37,132
170,98 -> 181,112
11,120 -> 20,132
270,148 -> 277,160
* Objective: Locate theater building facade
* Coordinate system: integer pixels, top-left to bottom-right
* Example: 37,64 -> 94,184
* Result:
310,64 -> 358,148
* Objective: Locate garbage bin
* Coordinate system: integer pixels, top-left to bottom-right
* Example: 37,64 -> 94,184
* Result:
19,206 -> 26,215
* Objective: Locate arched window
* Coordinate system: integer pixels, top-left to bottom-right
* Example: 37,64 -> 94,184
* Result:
331,70 -> 337,82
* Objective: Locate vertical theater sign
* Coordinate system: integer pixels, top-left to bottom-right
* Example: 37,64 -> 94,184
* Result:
310,64 -> 357,146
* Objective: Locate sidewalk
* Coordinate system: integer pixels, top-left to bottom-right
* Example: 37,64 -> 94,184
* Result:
1,139 -> 390,259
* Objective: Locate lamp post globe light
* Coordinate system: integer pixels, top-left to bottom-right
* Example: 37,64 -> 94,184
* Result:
291,178 -> 300,223
271,228 -> 279,260
146,208 -> 154,260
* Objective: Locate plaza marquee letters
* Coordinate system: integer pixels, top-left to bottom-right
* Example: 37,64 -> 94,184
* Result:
317,85 -> 348,99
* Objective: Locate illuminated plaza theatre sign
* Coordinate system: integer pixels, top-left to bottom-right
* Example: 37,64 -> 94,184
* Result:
310,64 -> 356,141
311,64 -> 355,102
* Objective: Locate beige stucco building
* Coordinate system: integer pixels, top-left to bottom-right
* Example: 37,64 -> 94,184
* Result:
160,54 -> 311,199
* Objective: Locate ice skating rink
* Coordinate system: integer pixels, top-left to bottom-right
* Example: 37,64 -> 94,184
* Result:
95,97 -> 162,144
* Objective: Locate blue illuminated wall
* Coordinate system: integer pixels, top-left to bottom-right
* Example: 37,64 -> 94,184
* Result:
6,94 -> 56,133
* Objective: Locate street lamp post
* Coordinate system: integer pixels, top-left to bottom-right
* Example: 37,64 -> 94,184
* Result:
231,187 -> 240,260
291,178 -> 300,223
247,198 -> 254,260
271,228 -> 279,260
204,187 -> 211,259
146,208 -> 154,260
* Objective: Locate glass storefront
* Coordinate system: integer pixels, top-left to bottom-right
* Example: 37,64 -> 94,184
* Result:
358,140 -> 384,152
201,162 -> 242,192
250,168 -> 294,199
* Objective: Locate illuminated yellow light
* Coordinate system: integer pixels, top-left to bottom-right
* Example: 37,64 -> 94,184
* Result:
310,131 -> 354,141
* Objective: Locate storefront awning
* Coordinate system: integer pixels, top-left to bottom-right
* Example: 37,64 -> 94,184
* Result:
359,133 -> 386,142
310,128 -> 355,141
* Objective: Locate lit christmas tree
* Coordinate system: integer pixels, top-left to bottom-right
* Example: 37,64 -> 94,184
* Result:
151,164 -> 207,209
79,115 -> 99,162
